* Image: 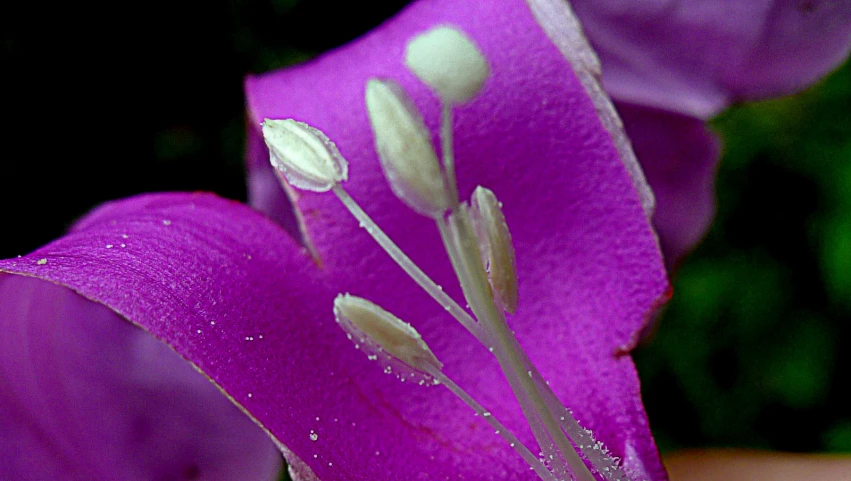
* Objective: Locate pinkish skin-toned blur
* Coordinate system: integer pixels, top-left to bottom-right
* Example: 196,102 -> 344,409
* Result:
1,1 -> 850,480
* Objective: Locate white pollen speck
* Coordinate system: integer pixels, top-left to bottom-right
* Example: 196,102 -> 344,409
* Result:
258,335 -> 263,339
106,244 -> 113,249
120,243 -> 126,248
210,321 -> 216,325
328,462 -> 332,467
527,370 -> 532,377
334,418 -> 338,422
483,412 -> 491,417
162,220 -> 171,226
313,454 -> 317,459
122,234 -> 129,239
315,417 -> 320,421
196,329 -> 201,334
248,393 -> 253,398
36,258 -> 47,265
510,443 -> 515,447
488,347 -> 494,352
309,430 -> 318,441
367,354 -> 378,361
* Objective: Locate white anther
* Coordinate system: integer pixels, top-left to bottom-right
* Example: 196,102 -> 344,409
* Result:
333,294 -> 443,374
471,186 -> 519,313
262,119 -> 348,192
405,25 -> 490,103
365,79 -> 452,218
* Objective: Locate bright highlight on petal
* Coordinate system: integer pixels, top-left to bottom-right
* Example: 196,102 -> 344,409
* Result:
406,25 -> 490,103
262,118 -> 349,192
365,79 -> 452,217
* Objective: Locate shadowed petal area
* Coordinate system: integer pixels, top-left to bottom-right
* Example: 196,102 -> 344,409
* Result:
0,274 -> 282,481
572,0 -> 851,119
246,0 -> 669,479
617,102 -> 721,269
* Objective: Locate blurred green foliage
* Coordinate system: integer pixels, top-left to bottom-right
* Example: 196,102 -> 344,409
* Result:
636,59 -> 851,453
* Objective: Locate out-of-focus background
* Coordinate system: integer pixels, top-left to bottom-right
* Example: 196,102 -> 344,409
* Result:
3,0 -> 849,463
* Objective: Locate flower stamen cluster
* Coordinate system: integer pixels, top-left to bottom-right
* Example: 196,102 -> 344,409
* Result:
264,25 -> 637,481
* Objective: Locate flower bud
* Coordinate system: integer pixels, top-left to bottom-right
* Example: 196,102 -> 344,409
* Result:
405,25 -> 490,103
365,79 -> 452,218
334,294 -> 443,374
471,186 -> 519,314
262,119 -> 348,192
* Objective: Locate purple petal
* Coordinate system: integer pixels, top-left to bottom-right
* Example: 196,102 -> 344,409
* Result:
616,102 -> 721,268
246,0 -> 670,478
0,272 -> 282,480
1,1 -> 670,480
572,0 -> 851,118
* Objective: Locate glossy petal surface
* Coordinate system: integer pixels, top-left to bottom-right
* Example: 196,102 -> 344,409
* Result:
572,0 -> 851,119
0,272 -> 282,481
246,0 -> 670,479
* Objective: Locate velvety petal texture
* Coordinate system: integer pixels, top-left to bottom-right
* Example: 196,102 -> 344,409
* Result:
2,189 -> 665,481
571,0 -> 851,119
246,0 -> 669,479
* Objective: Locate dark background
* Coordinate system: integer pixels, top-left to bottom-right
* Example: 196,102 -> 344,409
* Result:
3,0 -> 850,465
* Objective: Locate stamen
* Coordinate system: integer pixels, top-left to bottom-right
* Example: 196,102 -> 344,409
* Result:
334,294 -> 557,481
333,294 -> 442,375
423,367 -> 559,481
470,186 -> 519,314
440,103 -> 459,206
405,25 -> 490,104
439,205 -> 596,481
365,79 -> 453,218
330,185 -> 483,341
262,119 -> 348,191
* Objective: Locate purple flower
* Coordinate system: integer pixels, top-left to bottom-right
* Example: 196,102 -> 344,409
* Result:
570,0 -> 851,266
1,1 -> 848,480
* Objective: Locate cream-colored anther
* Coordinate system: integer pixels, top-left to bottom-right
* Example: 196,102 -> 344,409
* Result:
471,186 -> 519,314
405,25 -> 490,103
334,294 -> 443,373
262,119 -> 348,192
365,79 -> 452,218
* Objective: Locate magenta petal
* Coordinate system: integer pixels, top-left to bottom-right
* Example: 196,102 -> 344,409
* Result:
572,0 -> 851,118
0,273 -> 282,481
617,102 -> 721,268
246,0 -> 669,479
